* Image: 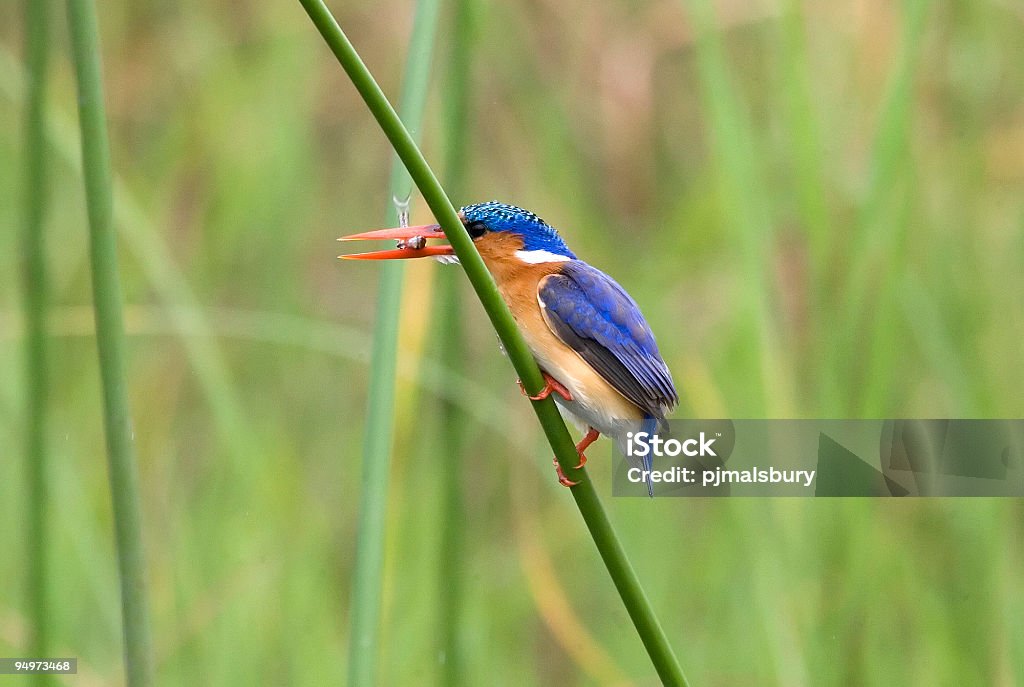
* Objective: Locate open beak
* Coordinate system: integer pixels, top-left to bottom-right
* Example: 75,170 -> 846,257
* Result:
337,223 -> 455,260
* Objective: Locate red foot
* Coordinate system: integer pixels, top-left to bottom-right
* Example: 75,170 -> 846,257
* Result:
573,428 -> 600,468
518,372 -> 573,402
553,427 -> 601,485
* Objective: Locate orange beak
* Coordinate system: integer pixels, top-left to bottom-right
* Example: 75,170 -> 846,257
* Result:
337,224 -> 455,260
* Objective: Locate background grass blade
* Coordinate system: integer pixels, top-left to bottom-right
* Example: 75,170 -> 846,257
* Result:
434,0 -> 474,681
345,0 -> 441,684
836,0 -> 931,416
297,2 -> 690,684
20,0 -> 52,677
65,0 -> 154,684
683,0 -> 791,417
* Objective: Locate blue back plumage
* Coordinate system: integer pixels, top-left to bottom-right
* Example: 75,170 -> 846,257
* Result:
539,261 -> 678,418
461,201 -> 577,258
556,263 -> 661,359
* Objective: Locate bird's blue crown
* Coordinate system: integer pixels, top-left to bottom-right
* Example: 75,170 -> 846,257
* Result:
460,201 -> 576,259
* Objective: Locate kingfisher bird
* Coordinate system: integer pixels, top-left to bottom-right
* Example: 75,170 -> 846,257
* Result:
340,201 -> 678,495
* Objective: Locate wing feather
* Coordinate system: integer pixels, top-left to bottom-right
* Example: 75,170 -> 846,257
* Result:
538,262 -> 678,419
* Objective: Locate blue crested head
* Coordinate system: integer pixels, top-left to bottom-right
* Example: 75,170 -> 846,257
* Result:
460,201 -> 576,259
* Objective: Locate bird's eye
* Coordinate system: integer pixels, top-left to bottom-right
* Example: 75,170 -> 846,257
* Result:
466,221 -> 487,238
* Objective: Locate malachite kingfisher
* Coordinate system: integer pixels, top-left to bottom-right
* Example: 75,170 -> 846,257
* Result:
340,201 -> 678,495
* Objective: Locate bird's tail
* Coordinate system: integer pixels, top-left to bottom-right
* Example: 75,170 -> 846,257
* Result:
642,416 -> 658,497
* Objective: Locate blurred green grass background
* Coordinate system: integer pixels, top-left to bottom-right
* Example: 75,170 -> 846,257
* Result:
2,0 -> 1024,684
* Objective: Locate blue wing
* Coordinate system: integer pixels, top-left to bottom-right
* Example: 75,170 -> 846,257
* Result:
538,261 -> 678,420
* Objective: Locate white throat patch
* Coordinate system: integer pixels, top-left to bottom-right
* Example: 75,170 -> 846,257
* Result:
514,249 -> 571,264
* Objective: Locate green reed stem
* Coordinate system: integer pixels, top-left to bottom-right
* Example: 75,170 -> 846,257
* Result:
21,0 -> 51,678
434,277 -> 467,686
297,2 -> 690,683
66,0 -> 154,684
436,0 -> 473,681
344,0 -> 441,685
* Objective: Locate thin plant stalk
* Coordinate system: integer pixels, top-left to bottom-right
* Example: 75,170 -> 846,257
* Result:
345,0 -> 442,684
434,276 -> 466,686
837,0 -> 929,415
435,0 -> 474,681
297,2 -> 690,683
21,0 -> 51,676
66,0 -> 154,684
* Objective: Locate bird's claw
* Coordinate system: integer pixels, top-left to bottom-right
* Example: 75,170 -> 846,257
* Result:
518,373 -> 573,402
553,458 -> 580,487
551,427 -> 599,487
